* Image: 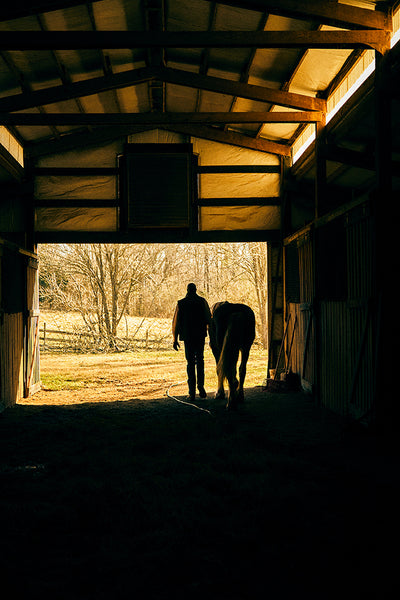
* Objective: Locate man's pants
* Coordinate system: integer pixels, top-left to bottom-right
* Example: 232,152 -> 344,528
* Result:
184,338 -> 205,395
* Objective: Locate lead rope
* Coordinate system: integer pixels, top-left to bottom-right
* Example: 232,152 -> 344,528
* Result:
165,381 -> 213,416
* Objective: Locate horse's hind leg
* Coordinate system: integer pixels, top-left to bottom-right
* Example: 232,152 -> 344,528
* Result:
237,347 -> 250,403
215,368 -> 225,400
226,379 -> 239,410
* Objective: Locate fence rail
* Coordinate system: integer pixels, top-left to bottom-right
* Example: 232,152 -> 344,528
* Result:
39,323 -> 171,353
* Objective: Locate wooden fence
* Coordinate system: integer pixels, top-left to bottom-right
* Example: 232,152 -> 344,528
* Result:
39,323 -> 171,352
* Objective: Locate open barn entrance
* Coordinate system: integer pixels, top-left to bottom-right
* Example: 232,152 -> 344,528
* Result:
32,241 -> 278,407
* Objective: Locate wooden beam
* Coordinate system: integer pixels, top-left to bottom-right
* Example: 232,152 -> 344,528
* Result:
161,124 -> 291,155
323,145 -> 375,171
197,165 -> 280,173
0,144 -> 24,181
156,66 -> 325,112
0,30 -> 390,54
24,125 -> 156,158
0,66 -> 324,113
0,67 -> 154,113
200,0 -> 392,31
0,111 -> 324,125
0,1 -> 104,22
24,120 -> 289,158
198,197 -> 281,206
35,229 -> 280,244
1,0 -> 390,31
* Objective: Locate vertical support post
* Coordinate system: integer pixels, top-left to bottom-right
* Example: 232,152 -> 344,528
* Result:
314,116 -> 327,220
373,51 -> 396,439
311,116 -> 326,404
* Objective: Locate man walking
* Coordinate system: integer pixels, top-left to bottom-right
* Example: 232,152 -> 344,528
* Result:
172,283 -> 212,401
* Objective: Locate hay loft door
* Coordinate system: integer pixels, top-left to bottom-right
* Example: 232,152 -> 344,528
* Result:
120,143 -> 195,231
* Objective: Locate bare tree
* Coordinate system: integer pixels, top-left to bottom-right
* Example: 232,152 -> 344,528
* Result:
39,241 -> 269,349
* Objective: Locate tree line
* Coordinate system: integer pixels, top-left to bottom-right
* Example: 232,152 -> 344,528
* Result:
38,242 -> 268,350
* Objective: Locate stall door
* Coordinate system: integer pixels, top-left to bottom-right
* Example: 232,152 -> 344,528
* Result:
25,257 -> 41,397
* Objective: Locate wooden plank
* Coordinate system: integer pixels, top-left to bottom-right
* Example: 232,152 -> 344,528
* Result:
26,122 -> 289,158
0,67 -> 325,113
163,124 -> 291,155
0,110 -> 324,126
0,0 -> 391,31
200,0 -> 392,31
157,67 -> 326,112
198,197 -> 281,206
35,228 -> 281,244
0,30 -> 390,53
0,67 -> 154,113
197,165 -> 281,173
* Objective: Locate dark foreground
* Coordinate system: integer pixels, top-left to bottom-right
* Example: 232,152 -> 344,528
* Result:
0,388 -> 393,599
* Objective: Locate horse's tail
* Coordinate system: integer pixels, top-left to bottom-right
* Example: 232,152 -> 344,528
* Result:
217,314 -> 241,383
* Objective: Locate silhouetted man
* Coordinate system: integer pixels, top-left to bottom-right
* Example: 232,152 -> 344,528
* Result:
172,283 -> 212,401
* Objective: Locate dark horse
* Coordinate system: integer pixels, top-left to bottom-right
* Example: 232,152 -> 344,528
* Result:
209,301 -> 255,410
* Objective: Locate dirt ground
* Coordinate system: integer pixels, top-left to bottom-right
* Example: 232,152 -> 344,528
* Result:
23,347 -> 268,406
0,351 -> 396,600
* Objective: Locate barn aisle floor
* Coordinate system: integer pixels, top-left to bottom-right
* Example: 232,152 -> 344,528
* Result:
0,388 -> 394,599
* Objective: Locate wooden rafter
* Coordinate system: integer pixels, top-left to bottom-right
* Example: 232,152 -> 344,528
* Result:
0,67 -> 154,113
201,0 -> 392,31
155,67 -> 326,111
0,66 -> 325,113
161,124 -> 291,155
0,111 -> 324,125
0,30 -> 391,54
24,121 -> 291,157
1,0 -> 390,31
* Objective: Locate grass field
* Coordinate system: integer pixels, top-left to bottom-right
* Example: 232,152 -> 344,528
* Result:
33,345 -> 268,406
36,309 -> 269,404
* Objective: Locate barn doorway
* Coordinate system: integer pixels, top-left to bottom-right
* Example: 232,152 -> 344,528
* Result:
31,241 -> 275,406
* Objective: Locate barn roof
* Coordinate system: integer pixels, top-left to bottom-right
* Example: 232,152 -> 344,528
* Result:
0,0 -> 399,241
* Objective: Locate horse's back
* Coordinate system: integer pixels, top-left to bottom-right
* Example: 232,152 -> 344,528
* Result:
213,301 -> 255,346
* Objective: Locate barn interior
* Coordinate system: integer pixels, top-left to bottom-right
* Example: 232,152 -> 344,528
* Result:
1,0 -> 399,433
0,1 -> 399,596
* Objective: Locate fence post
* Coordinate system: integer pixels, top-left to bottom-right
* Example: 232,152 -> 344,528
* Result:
43,322 -> 46,350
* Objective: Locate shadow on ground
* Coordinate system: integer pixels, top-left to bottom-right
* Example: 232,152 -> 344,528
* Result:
0,387 -> 391,599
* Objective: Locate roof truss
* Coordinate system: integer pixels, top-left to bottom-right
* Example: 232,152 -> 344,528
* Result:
0,66 -> 325,114
0,111 -> 324,126
0,0 -> 392,31
0,29 -> 391,54
201,0 -> 392,31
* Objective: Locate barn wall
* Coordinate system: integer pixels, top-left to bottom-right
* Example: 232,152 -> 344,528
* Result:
34,130 -> 281,236
283,201 -> 374,419
0,240 -> 40,409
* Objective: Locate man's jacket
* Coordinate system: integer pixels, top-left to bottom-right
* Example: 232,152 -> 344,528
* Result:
172,293 -> 211,342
